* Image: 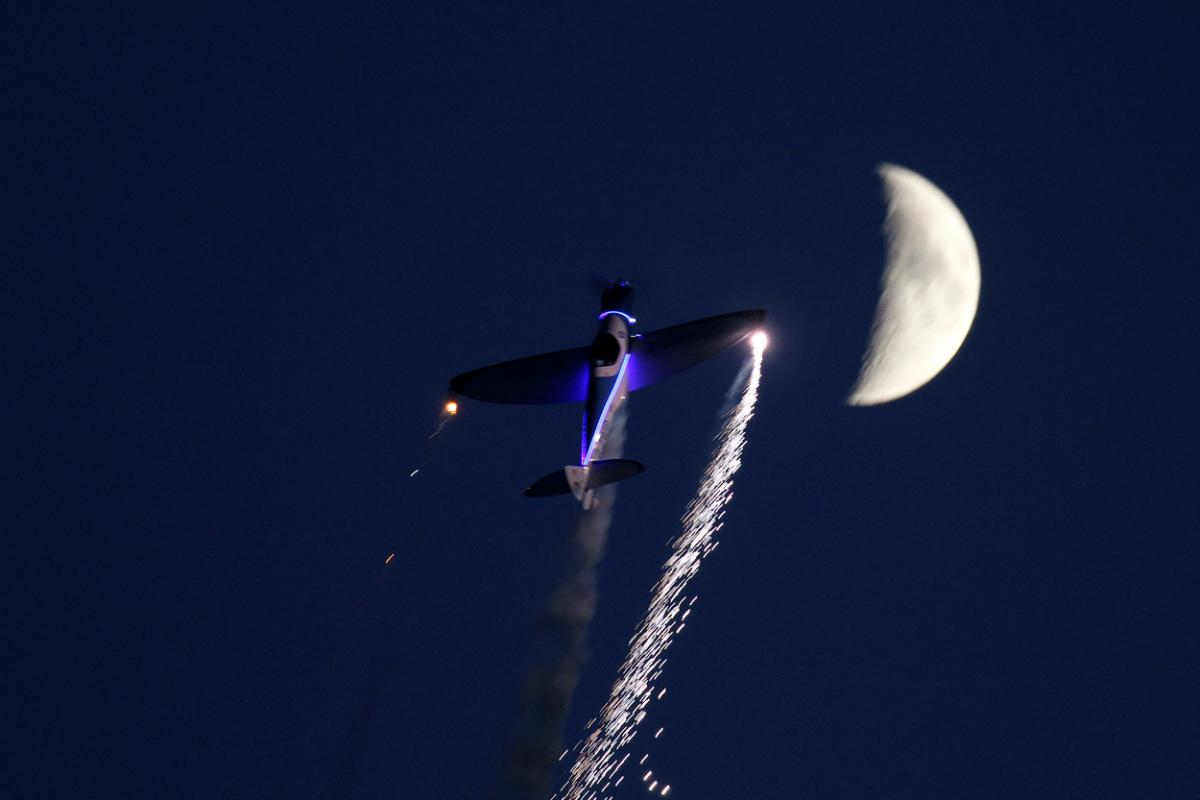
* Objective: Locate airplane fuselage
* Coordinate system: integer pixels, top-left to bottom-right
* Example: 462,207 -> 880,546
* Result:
568,310 -> 637,508
581,310 -> 634,465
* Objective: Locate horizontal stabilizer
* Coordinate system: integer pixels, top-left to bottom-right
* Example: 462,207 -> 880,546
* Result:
525,469 -> 572,497
584,459 -> 644,490
524,459 -> 645,500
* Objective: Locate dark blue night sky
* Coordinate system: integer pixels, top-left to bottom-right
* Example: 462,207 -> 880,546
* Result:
10,5 -> 1196,799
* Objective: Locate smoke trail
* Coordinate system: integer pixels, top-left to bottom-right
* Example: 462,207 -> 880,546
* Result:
503,407 -> 627,800
557,344 -> 764,800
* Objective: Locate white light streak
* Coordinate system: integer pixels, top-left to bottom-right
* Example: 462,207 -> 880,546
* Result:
558,349 -> 765,799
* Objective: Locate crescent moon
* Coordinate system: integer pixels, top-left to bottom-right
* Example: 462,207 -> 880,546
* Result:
847,164 -> 981,406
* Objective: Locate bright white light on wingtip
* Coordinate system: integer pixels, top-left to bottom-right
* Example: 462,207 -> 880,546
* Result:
751,331 -> 769,351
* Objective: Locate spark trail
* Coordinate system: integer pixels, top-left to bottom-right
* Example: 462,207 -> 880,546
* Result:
408,404 -> 457,479
556,341 -> 766,800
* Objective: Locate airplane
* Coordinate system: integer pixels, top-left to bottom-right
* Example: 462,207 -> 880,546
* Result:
447,281 -> 765,508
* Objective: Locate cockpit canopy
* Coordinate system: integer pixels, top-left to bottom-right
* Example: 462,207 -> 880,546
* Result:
590,332 -> 621,367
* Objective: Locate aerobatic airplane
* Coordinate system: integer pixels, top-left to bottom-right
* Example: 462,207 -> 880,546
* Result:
447,281 -> 765,508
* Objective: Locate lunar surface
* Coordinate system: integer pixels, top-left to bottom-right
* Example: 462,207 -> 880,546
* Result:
847,164 -> 981,406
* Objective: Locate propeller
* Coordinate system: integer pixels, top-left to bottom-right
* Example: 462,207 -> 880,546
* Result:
583,272 -> 669,319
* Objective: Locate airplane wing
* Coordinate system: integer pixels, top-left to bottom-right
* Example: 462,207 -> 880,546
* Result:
627,309 -> 766,392
449,345 -> 590,404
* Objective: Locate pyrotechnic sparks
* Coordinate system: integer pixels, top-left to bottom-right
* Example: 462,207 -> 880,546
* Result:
557,345 -> 765,799
407,401 -> 460,480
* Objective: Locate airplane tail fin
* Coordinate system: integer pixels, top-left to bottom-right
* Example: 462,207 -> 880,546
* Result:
525,459 -> 645,503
